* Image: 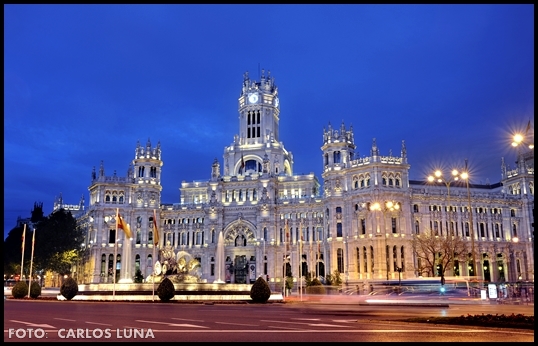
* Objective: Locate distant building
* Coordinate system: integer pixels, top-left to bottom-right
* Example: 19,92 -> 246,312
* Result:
74,70 -> 533,286
15,201 -> 45,231
52,193 -> 85,218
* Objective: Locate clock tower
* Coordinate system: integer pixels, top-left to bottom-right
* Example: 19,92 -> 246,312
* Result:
222,69 -> 292,177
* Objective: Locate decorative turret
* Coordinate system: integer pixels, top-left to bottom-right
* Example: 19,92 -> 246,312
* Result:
321,121 -> 356,169
370,138 -> 379,157
401,140 -> 407,163
211,158 -> 220,180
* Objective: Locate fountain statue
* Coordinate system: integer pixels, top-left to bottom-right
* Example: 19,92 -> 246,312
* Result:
146,241 -> 202,284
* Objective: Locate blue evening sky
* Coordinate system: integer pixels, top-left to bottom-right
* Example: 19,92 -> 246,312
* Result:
4,4 -> 534,239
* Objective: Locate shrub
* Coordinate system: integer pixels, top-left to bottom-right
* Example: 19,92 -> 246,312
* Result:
330,270 -> 342,286
250,276 -> 271,303
157,277 -> 175,301
60,277 -> 79,300
30,282 -> 42,298
285,276 -> 294,290
306,277 -> 326,294
12,281 -> 29,299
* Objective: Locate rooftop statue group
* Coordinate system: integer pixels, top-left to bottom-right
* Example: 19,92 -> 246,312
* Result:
146,241 -> 202,283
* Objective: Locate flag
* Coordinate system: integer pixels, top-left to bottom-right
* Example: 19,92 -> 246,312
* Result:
117,212 -> 132,239
21,224 -> 26,253
525,120 -> 531,135
153,209 -> 159,247
20,223 -> 26,280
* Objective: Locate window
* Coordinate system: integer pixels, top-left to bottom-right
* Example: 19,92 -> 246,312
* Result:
337,248 -> 344,273
360,218 -> 366,235
400,246 -> 405,271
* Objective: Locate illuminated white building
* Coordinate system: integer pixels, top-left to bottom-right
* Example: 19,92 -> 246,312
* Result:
77,70 -> 534,287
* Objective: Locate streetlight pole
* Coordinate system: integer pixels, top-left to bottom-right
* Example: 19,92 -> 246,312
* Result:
427,168 -> 462,290
370,201 -> 400,282
461,160 -> 479,294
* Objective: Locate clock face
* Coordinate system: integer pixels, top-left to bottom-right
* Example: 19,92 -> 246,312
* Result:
274,97 -> 279,107
248,93 -> 259,104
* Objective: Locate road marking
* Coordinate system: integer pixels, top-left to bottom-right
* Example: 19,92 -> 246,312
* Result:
333,320 -> 358,323
53,318 -> 76,322
135,320 -> 209,328
292,318 -> 321,321
261,319 -> 350,327
9,320 -> 55,329
171,317 -> 204,322
85,321 -> 113,326
215,322 -> 259,326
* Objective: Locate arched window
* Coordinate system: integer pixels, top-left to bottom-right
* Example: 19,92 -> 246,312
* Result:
101,254 -> 106,277
135,254 -> 141,272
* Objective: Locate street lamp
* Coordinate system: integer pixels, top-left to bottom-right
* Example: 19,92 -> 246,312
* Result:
369,201 -> 400,281
460,160 -> 479,294
511,132 -> 534,150
427,169 -> 461,212
427,168 -> 465,289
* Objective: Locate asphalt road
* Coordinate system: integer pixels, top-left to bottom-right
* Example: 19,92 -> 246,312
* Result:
3,298 -> 534,342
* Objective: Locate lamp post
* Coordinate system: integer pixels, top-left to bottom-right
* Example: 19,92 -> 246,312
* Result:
460,160 -> 479,293
370,201 -> 400,281
510,128 -> 533,281
427,168 -> 464,289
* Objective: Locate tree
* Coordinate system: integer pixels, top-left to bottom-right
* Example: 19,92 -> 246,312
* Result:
3,225 -> 32,277
411,228 -> 470,280
3,202 -> 46,278
33,209 -> 83,275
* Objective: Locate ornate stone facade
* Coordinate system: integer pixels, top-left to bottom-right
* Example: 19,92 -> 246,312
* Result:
76,71 -> 534,287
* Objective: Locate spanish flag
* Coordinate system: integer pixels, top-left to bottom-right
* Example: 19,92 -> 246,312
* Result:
117,211 -> 132,239
153,209 -> 159,247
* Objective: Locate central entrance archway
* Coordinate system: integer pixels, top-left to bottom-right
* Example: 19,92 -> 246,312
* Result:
234,255 -> 248,284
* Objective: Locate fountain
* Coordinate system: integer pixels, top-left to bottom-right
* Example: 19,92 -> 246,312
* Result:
145,241 -> 202,284
214,231 -> 225,283
70,238 -> 283,302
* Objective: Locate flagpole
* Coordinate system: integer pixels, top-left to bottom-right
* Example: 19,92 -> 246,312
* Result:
152,209 -> 156,302
20,223 -> 26,281
299,220 -> 303,302
113,208 -> 118,300
283,220 -> 287,298
28,228 -> 36,298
